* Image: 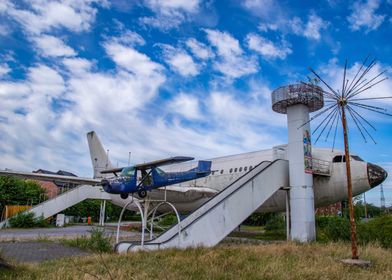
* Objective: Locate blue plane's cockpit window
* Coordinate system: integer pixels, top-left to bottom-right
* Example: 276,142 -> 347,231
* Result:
121,167 -> 135,177
155,167 -> 165,176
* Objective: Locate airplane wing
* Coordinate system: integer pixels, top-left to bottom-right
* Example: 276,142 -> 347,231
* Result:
146,185 -> 217,202
101,156 -> 195,174
0,170 -> 101,185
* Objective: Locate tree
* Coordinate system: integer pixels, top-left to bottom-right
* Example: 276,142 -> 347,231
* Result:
0,176 -> 47,215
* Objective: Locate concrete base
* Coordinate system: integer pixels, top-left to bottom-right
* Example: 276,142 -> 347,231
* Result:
340,259 -> 371,268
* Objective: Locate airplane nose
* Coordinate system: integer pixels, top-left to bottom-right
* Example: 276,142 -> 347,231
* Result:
101,179 -> 111,192
367,163 -> 388,188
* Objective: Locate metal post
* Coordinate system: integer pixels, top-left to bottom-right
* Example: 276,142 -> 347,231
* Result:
341,106 -> 359,259
363,193 -> 368,219
285,190 -> 290,241
100,200 -> 106,226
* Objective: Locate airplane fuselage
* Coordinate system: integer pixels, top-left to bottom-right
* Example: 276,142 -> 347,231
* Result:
109,146 -> 386,214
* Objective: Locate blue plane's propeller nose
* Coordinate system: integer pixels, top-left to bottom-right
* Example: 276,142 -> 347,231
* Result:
101,179 -> 111,192
368,163 -> 388,188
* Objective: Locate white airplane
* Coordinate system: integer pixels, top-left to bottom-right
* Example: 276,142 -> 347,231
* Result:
0,131 -> 387,214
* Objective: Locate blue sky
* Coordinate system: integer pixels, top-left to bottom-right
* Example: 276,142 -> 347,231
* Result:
0,0 -> 391,206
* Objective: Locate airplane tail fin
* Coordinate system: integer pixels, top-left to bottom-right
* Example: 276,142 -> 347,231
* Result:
196,160 -> 212,175
87,131 -> 113,178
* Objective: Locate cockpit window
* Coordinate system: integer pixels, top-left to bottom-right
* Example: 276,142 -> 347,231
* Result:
121,167 -> 135,177
333,155 -> 342,163
155,167 -> 165,176
351,155 -> 364,161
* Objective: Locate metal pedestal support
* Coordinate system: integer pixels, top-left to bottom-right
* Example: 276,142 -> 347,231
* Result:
115,194 -> 181,249
99,200 -> 106,226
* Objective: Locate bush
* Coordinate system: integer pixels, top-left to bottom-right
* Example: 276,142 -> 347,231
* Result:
158,214 -> 179,227
316,216 -> 350,242
63,228 -> 113,253
243,213 -> 278,226
264,214 -> 285,232
357,215 -> 392,248
8,212 -> 48,228
316,215 -> 392,248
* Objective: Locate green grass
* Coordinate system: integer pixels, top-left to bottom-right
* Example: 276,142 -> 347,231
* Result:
1,242 -> 392,280
61,228 -> 113,253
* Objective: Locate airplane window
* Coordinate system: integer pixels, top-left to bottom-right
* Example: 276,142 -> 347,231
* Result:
121,167 -> 135,177
234,168 -> 238,172
155,167 -> 166,175
351,155 -> 364,161
333,155 -> 342,163
249,166 -> 253,170
212,171 -> 215,175
244,167 -> 247,172
220,170 -> 224,174
239,167 -> 242,172
230,168 -> 233,173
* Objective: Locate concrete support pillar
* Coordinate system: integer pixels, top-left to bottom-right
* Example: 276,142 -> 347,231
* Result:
287,104 -> 316,241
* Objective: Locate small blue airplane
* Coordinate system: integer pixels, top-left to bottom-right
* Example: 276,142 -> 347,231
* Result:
100,156 -> 212,199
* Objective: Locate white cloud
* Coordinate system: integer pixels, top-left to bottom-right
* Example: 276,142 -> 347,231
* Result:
6,0 -> 108,34
161,45 -> 199,77
62,57 -> 94,75
246,33 -> 292,59
0,64 -> 11,76
145,0 -> 200,14
33,35 -> 76,57
168,93 -> 201,119
186,38 -> 214,60
242,0 -> 281,19
205,29 -> 259,79
244,1 -> 328,41
104,42 -> 164,77
141,0 -> 201,30
303,14 -> 327,40
290,14 -> 328,40
115,30 -> 145,46
347,0 -> 386,32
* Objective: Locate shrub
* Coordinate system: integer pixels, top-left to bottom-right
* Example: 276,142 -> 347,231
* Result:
358,215 -> 392,248
63,228 -> 113,253
264,214 -> 285,232
316,215 -> 392,248
8,212 -> 48,228
316,216 -> 351,242
158,213 -> 179,227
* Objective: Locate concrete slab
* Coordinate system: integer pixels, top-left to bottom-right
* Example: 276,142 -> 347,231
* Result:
0,241 -> 89,263
340,258 -> 372,267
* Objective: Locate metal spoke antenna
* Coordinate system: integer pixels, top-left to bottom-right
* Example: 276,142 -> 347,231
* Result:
303,57 -> 390,260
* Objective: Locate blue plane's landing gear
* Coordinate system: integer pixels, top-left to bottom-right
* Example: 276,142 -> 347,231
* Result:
138,188 -> 147,198
120,193 -> 129,199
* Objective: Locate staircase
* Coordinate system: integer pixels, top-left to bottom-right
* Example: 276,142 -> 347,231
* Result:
115,159 -> 289,252
0,185 -> 111,228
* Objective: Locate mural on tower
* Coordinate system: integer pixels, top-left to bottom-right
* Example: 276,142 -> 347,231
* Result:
304,130 -> 313,174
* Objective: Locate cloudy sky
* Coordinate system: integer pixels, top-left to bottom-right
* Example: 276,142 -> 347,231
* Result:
0,0 -> 391,206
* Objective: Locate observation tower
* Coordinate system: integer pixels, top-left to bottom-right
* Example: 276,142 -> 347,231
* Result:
272,83 -> 324,242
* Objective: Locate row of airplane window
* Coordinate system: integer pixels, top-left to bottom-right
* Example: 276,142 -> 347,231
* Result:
211,165 -> 254,176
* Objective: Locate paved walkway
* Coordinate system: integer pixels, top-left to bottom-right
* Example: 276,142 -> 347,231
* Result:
0,241 -> 90,263
0,225 -> 139,241
0,225 -> 144,263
